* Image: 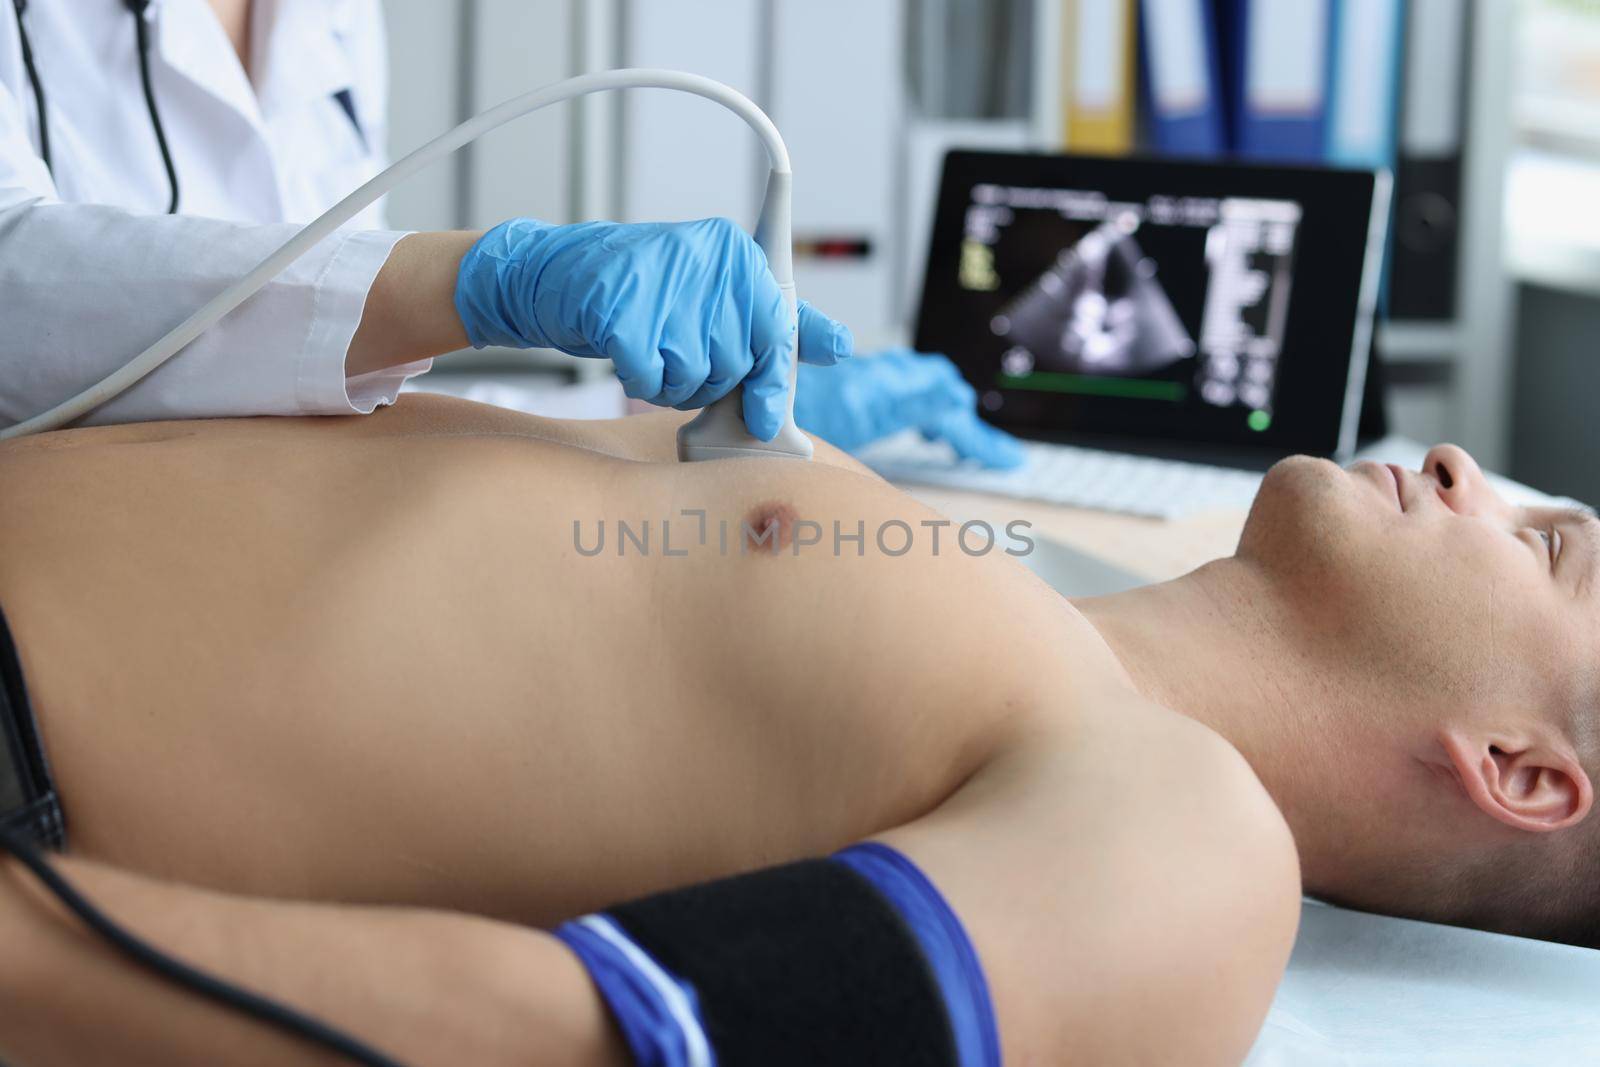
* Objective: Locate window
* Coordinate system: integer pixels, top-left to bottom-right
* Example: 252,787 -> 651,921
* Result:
1516,0 -> 1600,154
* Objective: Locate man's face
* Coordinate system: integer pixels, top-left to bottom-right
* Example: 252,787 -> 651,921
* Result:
1237,444 -> 1598,734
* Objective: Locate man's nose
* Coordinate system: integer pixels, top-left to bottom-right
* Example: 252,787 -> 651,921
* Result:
1421,443 -> 1502,518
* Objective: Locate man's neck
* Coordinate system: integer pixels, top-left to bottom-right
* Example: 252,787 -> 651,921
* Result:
1071,560 -> 1349,887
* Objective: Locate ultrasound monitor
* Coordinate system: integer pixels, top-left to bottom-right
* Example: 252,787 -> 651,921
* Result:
915,152 -> 1391,465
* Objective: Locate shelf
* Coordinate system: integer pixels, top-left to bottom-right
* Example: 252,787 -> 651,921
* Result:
1376,322 -> 1461,363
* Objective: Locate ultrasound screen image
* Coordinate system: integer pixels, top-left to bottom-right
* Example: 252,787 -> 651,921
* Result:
992,216 -> 1196,378
957,183 -> 1302,422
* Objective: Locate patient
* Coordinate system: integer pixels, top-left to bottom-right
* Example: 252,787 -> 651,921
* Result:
0,394 -> 1592,1067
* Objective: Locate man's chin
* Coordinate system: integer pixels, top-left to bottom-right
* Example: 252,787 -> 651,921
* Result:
1237,455 -> 1349,563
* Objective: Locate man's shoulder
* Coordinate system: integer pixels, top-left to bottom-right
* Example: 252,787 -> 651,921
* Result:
989,689 -> 1301,1063
1084,688 -> 1301,896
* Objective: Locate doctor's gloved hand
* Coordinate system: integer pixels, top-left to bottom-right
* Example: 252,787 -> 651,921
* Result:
795,350 -> 1026,469
453,217 -> 853,440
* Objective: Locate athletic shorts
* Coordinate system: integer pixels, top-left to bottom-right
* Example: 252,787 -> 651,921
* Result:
0,600 -> 66,850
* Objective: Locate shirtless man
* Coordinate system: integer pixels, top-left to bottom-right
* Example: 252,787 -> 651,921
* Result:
0,394 -> 1592,1066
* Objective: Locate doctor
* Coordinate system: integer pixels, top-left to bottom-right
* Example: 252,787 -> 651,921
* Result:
0,0 -> 1021,466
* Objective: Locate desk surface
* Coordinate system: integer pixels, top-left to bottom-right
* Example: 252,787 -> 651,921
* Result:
903,486 -> 1246,584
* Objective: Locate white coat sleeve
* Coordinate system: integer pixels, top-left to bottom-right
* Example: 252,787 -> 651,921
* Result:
0,77 -> 426,432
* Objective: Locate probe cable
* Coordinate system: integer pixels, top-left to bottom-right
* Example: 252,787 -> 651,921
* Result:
0,69 -> 792,441
0,824 -> 412,1067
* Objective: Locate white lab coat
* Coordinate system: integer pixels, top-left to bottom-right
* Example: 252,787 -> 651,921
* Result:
0,0 -> 429,431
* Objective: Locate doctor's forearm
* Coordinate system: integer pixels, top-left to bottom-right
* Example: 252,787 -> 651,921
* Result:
347,230 -> 484,377
0,854 -> 624,1067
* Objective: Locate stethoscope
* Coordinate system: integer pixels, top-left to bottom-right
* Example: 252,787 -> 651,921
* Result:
10,0 -> 181,213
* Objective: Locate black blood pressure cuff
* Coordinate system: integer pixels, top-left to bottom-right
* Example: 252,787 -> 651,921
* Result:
553,843 -> 1000,1067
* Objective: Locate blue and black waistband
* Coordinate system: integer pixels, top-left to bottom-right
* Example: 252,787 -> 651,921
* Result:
0,599 -> 65,851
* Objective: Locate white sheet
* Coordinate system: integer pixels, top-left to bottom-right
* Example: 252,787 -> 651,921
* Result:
404,374 -> 628,421
1246,899 -> 1600,1065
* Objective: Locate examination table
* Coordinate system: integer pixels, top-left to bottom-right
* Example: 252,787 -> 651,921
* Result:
1246,897 -> 1600,1064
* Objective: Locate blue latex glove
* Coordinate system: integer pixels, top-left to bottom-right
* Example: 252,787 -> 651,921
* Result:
794,350 -> 1026,469
454,217 -> 853,441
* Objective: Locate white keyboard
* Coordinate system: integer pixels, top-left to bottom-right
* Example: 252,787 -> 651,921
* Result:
857,432 -> 1264,519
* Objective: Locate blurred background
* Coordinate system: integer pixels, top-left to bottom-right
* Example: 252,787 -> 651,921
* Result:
380,0 -> 1600,502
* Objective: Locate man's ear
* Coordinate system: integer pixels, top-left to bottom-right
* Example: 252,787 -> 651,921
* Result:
1437,727 -> 1594,833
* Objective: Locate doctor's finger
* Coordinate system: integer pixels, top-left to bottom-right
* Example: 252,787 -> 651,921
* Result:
734,267 -> 795,439
924,409 -> 1027,470
673,277 -> 760,410
603,330 -> 667,402
867,353 -> 977,419
653,313 -> 717,409
796,301 -> 854,366
741,328 -> 795,442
